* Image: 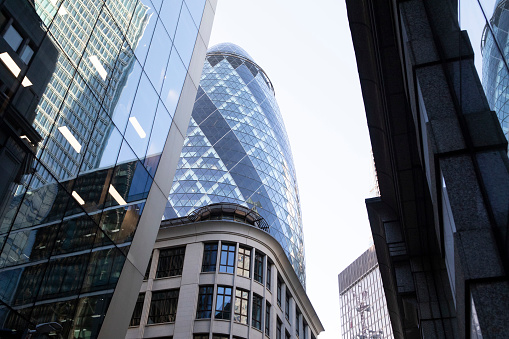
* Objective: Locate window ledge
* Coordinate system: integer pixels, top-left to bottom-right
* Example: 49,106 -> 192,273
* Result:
213,318 -> 232,322
218,271 -> 234,275
251,326 -> 263,333
154,275 -> 182,280
145,321 -> 175,326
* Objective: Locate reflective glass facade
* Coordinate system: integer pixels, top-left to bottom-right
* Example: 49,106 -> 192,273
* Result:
338,246 -> 393,339
0,0 -> 212,337
164,43 -> 306,285
481,0 -> 509,143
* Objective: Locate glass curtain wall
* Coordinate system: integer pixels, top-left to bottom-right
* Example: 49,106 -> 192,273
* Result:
459,0 -> 507,142
165,43 -> 307,286
0,0 -> 207,337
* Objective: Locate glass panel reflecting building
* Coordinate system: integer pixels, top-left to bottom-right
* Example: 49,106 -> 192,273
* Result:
0,0 -> 215,337
481,0 -> 509,143
164,43 -> 306,285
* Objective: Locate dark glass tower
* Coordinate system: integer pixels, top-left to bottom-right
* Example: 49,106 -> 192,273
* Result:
164,43 -> 306,285
481,0 -> 509,142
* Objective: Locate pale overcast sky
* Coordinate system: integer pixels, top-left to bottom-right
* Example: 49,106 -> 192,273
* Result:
209,1 -> 375,338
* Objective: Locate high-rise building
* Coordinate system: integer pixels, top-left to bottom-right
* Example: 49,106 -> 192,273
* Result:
125,42 -> 323,339
345,0 -> 509,337
0,0 -> 216,337
338,246 -> 393,339
481,0 -> 509,143
164,43 -> 306,285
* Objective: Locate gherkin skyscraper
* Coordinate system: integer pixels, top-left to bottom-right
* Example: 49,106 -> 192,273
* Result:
164,43 -> 306,285
482,0 -> 509,143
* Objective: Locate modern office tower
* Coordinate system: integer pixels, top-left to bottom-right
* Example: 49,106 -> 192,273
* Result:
346,0 -> 509,338
0,0 -> 216,337
0,0 -> 58,232
338,246 -> 393,339
164,43 -> 306,286
482,0 -> 509,142
125,43 -> 322,339
126,203 -> 323,339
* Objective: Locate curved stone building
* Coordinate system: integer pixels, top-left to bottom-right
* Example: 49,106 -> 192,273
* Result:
164,43 -> 306,285
481,0 -> 509,142
126,204 -> 323,339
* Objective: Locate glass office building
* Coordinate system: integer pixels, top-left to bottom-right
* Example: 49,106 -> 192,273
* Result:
481,0 -> 509,142
0,0 -> 215,337
165,43 -> 306,285
339,246 -> 393,339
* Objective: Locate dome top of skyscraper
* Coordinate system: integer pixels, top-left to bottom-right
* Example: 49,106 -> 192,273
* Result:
207,42 -> 253,60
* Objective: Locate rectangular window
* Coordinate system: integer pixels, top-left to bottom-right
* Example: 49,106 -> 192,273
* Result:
144,255 -> 152,280
285,292 -> 291,320
212,335 -> 229,339
267,261 -> 272,290
219,243 -> 236,273
148,289 -> 179,323
276,318 -> 282,339
303,321 -> 308,339
265,302 -> 271,336
129,293 -> 145,326
156,247 -> 185,278
215,286 -> 232,320
254,251 -> 264,283
252,293 -> 262,330
20,45 -> 34,64
285,330 -> 291,339
296,308 -> 301,337
194,335 -> 208,339
202,242 -> 218,272
196,285 -> 214,319
277,278 -> 282,307
4,25 -> 22,51
234,288 -> 249,324
237,246 -> 251,278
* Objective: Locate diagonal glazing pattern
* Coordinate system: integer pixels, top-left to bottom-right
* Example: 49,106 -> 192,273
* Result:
165,43 -> 306,285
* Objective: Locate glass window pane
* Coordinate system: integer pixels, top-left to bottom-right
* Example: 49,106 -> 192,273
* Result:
111,58 -> 142,133
159,0 -> 182,41
130,2 -> 157,65
81,247 -> 126,293
125,73 -> 158,160
3,25 -> 23,51
173,4 -> 197,68
130,293 -> 146,326
52,215 -> 98,255
145,0 -> 162,13
49,0 -> 103,67
94,203 -> 144,247
160,47 -> 186,117
183,0 -> 205,28
156,246 -> 185,277
145,101 -> 171,176
94,124 -> 124,170
148,289 -> 179,323
68,294 -> 112,338
20,45 -> 34,64
144,19 -> 172,92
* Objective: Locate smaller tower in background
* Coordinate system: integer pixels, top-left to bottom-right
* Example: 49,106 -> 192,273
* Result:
338,246 -> 393,339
